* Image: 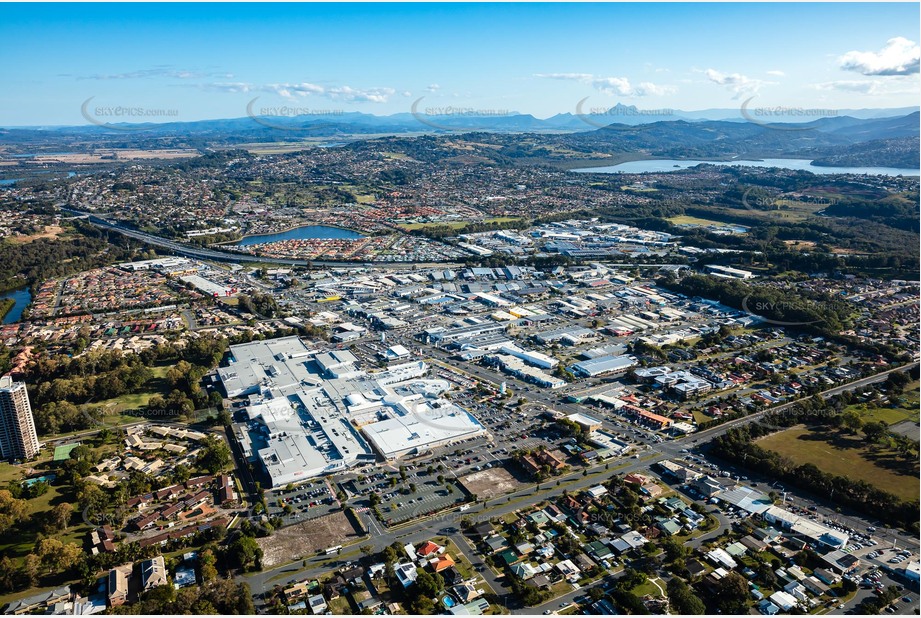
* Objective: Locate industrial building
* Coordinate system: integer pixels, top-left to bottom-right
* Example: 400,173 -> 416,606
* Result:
705,264 -> 755,280
219,337 -> 487,486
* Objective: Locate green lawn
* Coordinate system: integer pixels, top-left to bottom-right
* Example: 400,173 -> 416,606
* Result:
757,425 -> 919,501
76,365 -> 174,429
631,579 -> 665,598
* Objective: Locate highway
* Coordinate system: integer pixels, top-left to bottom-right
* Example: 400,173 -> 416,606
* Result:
67,209 -> 463,270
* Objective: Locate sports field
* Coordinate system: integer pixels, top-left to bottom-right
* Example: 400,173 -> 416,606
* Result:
52,443 -> 81,461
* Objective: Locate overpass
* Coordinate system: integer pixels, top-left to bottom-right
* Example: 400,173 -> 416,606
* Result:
67,209 -> 464,270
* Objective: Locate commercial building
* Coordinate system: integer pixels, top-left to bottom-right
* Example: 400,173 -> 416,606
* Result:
569,355 -> 637,378
566,413 -> 602,433
220,337 -> 486,486
761,506 -> 849,549
486,354 -> 566,390
497,345 -> 558,369
0,376 -> 40,460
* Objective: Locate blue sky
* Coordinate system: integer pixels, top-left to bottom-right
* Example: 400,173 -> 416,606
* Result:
1,2 -> 919,126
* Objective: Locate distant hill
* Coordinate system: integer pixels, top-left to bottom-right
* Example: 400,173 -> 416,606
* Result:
1,108 -> 917,169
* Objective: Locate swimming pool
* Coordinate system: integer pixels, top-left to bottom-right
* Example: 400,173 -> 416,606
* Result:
24,474 -> 56,486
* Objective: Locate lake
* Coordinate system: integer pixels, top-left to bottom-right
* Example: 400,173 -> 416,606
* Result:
571,158 -> 920,177
235,224 -> 365,246
1,287 -> 31,324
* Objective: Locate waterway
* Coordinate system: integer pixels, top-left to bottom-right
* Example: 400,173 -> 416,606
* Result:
235,224 -> 365,247
1,287 -> 31,324
571,158 -> 919,176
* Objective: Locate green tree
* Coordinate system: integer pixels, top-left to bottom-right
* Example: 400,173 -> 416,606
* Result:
415,570 -> 444,597
227,535 -> 262,571
667,578 -> 706,614
714,571 -> 749,614
196,435 -> 232,474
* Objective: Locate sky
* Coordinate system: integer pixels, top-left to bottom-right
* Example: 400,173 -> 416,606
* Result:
0,2 -> 919,126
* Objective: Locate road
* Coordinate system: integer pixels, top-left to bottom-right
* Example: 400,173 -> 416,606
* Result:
239,362 -> 918,610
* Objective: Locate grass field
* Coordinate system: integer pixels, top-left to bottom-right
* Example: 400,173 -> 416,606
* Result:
81,365 -> 172,421
667,214 -> 734,227
398,216 -> 523,232
0,480 -> 91,564
757,425 -> 919,501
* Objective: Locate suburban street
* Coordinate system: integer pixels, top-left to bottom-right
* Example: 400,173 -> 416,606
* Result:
239,361 -> 918,613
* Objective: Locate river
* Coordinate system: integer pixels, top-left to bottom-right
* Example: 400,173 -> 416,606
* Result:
571,158 -> 920,176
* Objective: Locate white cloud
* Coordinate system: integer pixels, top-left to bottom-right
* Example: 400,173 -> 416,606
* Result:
81,68 -> 217,80
766,70 -> 786,77
535,73 -> 595,81
839,37 -> 920,76
327,86 -> 396,103
814,80 -> 880,95
200,82 -> 254,94
258,82 -> 395,103
705,69 -> 768,98
534,73 -> 673,97
814,78 -> 920,96
426,84 -> 441,92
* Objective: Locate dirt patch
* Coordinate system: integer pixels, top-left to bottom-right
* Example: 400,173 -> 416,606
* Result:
9,225 -> 66,244
257,511 -> 362,568
458,466 -> 524,500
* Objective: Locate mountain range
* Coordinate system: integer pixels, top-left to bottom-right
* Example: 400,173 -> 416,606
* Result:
0,106 -> 917,169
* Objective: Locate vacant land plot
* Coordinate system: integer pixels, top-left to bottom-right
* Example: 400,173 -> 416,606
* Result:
667,214 -> 735,227
257,511 -> 362,568
398,217 -> 523,232
8,225 -> 68,245
459,467 -> 524,500
757,425 -> 919,501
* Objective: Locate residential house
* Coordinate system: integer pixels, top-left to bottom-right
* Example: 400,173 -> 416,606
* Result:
140,556 -> 167,591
